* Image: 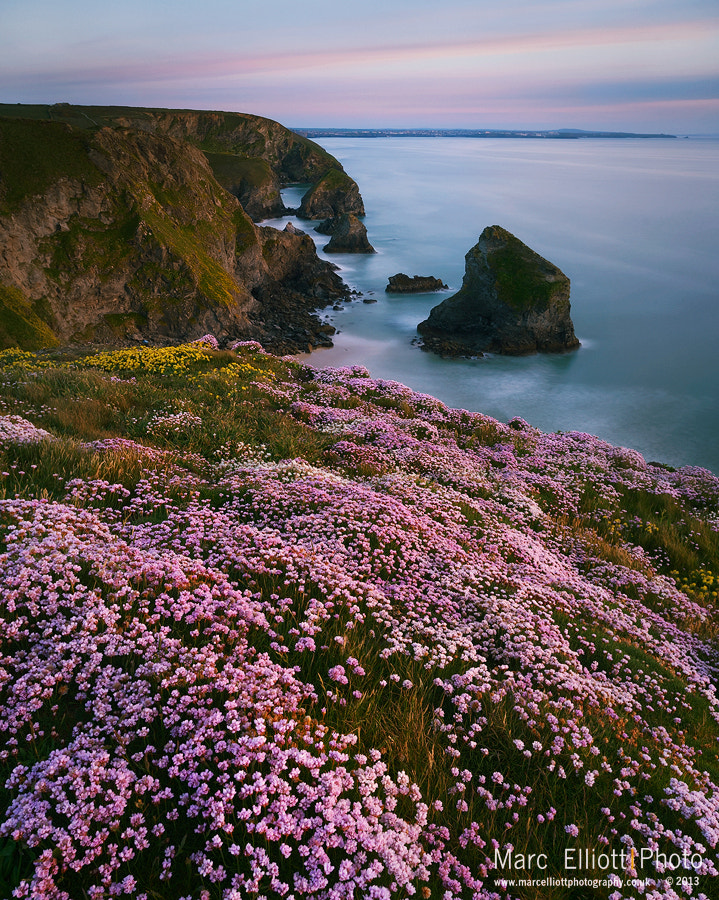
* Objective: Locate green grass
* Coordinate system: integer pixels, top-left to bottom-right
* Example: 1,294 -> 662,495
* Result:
204,151 -> 273,189
0,283 -> 59,350
0,119 -> 102,213
299,166 -> 358,210
485,242 -> 561,313
139,204 -> 241,306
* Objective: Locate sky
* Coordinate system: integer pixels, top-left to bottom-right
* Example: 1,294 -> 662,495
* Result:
1,0 -> 718,133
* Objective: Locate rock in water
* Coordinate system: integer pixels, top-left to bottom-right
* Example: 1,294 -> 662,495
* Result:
298,169 -> 365,219
385,273 -> 448,293
417,225 -> 580,356
321,214 -> 376,254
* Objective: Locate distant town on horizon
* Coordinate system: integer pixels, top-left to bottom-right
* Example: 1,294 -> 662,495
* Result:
294,127 -> 680,139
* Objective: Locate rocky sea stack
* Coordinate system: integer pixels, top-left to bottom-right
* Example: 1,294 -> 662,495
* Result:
418,225 -> 580,356
385,273 -> 448,293
298,170 -> 365,220
316,213 -> 375,253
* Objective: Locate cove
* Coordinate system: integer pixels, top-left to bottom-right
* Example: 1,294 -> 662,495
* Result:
266,137 -> 719,473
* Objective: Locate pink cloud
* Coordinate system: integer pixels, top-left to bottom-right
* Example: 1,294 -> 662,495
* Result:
6,17 -> 716,87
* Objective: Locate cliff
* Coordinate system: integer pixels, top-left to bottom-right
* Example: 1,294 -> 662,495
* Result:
0,106 -> 361,352
418,225 -> 580,356
0,103 -> 363,222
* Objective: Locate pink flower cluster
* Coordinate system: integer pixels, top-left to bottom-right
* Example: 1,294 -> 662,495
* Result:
193,335 -> 220,351
2,356 -> 719,899
0,415 -> 54,445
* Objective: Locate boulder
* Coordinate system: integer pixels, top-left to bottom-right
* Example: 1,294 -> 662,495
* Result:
321,214 -> 376,254
417,225 -> 579,355
386,273 -> 448,293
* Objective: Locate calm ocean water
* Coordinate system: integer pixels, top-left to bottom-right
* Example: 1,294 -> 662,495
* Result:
269,137 -> 719,473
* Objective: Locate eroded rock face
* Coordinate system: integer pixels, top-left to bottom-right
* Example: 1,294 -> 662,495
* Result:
0,116 -> 349,352
204,153 -> 285,221
386,273 -> 448,293
298,170 -> 365,220
418,226 -> 579,356
319,214 -> 375,254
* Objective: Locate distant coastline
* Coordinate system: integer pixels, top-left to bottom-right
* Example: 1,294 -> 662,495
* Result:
294,127 -> 678,139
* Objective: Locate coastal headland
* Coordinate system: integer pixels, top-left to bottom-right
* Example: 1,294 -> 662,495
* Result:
0,103 -> 364,354
1,103 -> 718,900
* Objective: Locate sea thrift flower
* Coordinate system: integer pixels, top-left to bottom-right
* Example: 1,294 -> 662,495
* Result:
1,346 -> 719,899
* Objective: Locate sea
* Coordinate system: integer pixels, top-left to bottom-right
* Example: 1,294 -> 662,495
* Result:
263,136 -> 719,474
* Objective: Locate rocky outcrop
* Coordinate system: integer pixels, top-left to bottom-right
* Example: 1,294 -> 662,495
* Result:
298,169 -> 365,220
0,103 -> 366,224
250,225 -> 342,352
0,283 -> 59,350
317,214 -> 375,254
204,153 -> 285,221
0,115 -> 349,353
386,273 -> 448,293
418,225 -> 579,356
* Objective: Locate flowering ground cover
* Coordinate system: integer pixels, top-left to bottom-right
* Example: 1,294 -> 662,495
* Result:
1,339 -> 718,899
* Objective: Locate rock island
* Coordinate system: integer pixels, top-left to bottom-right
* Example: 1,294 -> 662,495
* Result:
418,225 -> 580,356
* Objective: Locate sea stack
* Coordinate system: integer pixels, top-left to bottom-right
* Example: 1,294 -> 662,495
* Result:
319,213 -> 376,253
417,225 -> 580,356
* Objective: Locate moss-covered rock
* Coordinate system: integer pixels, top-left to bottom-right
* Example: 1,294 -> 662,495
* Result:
0,283 -> 59,350
418,225 -> 580,356
298,168 -> 365,220
0,112 -> 350,351
204,153 -> 285,221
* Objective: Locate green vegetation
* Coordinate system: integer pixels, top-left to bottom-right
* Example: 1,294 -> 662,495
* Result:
312,166 -> 355,191
204,151 -> 274,190
0,119 -> 102,213
44,208 -> 141,283
139,202 -> 240,306
0,283 -> 59,350
0,103 -> 340,179
485,240 -> 561,312
1,344 -> 718,898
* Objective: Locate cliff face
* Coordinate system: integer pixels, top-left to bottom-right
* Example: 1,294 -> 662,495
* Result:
0,104 -> 364,223
0,109 -> 353,352
418,225 -> 580,356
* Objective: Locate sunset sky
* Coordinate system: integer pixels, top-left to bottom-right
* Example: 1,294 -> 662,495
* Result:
2,0 -> 718,133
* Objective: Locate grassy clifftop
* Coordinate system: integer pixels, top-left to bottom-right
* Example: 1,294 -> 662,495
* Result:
0,103 -> 351,211
1,341 -> 718,898
0,118 -> 103,214
0,103 -> 340,179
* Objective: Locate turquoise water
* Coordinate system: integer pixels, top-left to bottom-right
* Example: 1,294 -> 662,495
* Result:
268,137 -> 719,472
